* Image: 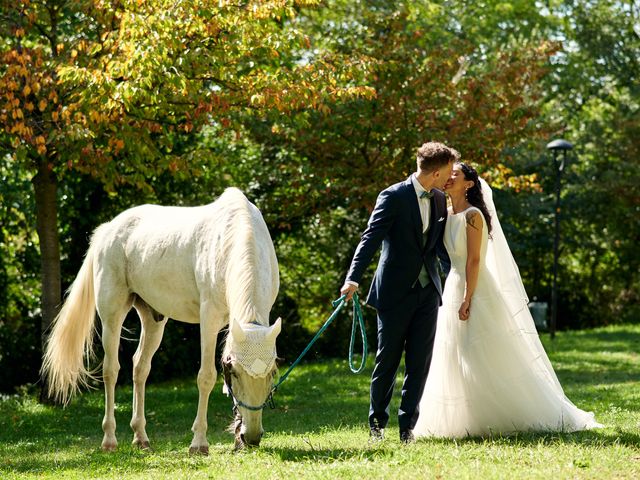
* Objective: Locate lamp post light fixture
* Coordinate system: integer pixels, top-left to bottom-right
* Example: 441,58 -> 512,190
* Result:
545,139 -> 573,339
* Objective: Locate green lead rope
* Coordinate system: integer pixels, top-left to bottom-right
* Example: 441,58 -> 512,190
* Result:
272,292 -> 367,392
343,294 -> 367,373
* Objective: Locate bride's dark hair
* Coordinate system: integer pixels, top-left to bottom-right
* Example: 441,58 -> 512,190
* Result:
458,162 -> 492,235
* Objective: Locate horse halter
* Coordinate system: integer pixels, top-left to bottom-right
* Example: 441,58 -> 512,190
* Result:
222,359 -> 276,412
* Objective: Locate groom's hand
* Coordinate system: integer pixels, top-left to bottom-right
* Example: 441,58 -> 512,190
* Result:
340,282 -> 358,302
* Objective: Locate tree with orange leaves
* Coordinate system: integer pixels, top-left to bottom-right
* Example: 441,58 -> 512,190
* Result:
0,0 -> 374,402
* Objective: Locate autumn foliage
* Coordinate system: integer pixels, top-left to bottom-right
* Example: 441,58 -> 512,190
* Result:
0,0 -> 374,190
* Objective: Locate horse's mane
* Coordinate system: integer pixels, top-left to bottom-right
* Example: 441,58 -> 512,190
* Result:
218,188 -> 262,331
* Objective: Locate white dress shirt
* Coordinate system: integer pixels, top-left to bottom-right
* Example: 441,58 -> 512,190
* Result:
411,174 -> 431,233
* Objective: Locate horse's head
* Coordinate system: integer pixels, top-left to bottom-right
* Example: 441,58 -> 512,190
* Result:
223,318 -> 281,448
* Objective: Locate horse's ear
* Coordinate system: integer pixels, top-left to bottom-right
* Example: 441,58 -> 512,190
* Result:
268,318 -> 282,340
230,320 -> 246,342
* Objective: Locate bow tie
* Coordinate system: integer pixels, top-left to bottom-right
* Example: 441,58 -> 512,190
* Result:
420,190 -> 434,200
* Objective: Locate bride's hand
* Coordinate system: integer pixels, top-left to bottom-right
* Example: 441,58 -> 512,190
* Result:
458,300 -> 471,321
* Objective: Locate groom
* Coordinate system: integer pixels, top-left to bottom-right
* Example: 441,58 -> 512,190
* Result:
340,141 -> 456,444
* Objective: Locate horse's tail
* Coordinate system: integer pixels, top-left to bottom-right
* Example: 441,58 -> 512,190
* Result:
41,241 -> 98,404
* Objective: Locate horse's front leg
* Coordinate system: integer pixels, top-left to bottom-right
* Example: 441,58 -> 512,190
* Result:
190,313 -> 220,455
130,302 -> 167,450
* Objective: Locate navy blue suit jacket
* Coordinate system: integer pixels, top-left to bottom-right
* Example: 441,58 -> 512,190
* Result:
346,177 -> 449,311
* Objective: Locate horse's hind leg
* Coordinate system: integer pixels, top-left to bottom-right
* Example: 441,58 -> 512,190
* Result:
130,298 -> 167,450
96,286 -> 133,452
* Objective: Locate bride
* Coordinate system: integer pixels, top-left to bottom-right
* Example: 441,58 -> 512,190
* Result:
413,162 -> 602,438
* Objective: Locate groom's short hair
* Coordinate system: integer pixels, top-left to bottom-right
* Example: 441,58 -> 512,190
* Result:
417,142 -> 460,173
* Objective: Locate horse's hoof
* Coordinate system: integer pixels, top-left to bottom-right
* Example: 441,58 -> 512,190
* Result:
101,442 -> 118,452
133,439 -> 151,450
189,445 -> 209,455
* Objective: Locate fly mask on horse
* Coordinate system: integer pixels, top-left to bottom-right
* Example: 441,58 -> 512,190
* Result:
222,319 -> 281,448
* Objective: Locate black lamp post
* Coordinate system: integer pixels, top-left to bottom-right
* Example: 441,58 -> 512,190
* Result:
545,139 -> 573,339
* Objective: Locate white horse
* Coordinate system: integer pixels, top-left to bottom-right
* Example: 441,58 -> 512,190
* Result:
41,188 -> 281,453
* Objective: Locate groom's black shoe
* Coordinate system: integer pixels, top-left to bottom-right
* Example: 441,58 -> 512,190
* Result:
369,420 -> 385,442
399,429 -> 415,445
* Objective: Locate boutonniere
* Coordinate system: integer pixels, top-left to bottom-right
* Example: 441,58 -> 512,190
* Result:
438,217 -> 445,222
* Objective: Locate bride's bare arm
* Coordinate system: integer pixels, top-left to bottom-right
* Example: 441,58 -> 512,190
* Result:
460,210 -> 483,321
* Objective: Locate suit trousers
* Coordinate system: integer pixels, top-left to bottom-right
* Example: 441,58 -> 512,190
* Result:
368,281 -> 439,431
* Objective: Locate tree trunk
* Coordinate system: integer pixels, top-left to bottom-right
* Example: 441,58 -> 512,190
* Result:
32,160 -> 61,404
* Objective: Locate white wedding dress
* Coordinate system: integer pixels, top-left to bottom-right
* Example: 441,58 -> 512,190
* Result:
414,181 -> 601,438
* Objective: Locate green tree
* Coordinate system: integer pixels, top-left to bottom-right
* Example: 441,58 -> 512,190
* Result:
226,1 -> 556,339
542,0 -> 640,327
0,155 -> 41,391
484,0 -> 639,330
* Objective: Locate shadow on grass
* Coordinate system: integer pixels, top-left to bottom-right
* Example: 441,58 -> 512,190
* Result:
0,363 -> 369,450
259,429 -> 640,464
423,428 -> 640,449
0,382 -> 242,448
3,427 -> 639,473
1,442 -> 231,474
260,443 -> 393,462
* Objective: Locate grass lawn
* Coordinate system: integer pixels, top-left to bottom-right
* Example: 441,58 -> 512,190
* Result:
1,324 -> 639,479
